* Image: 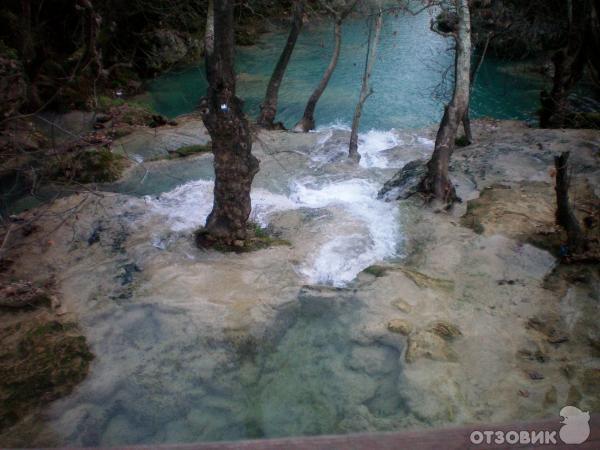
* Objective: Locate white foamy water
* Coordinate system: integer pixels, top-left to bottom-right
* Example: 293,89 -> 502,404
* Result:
146,173 -> 401,286
309,126 -> 433,171
289,178 -> 401,285
145,180 -> 297,232
358,129 -> 401,169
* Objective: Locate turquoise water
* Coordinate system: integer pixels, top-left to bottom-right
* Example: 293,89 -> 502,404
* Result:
147,12 -> 545,129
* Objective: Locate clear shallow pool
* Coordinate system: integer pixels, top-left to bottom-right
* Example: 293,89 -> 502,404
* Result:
147,11 -> 546,129
51,291 -> 409,446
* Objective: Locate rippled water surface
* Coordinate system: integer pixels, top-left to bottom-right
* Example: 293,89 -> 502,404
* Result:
148,11 -> 546,129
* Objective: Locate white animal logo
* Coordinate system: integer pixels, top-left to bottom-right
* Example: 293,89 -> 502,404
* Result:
559,406 -> 591,444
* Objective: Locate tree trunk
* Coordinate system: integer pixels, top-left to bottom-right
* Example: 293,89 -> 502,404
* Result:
204,0 -> 214,55
420,0 -> 472,205
199,0 -> 260,245
588,0 -> 600,87
462,112 -> 472,144
258,0 -> 305,129
462,31 -> 492,145
293,19 -> 343,132
554,152 -> 585,253
349,9 -> 383,163
78,0 -> 102,80
540,0 -> 589,128
20,0 -> 35,66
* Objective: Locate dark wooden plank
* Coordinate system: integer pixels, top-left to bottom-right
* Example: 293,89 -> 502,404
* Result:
47,415 -> 600,450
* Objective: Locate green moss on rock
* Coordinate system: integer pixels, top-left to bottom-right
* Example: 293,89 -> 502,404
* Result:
0,316 -> 93,432
195,222 -> 291,253
49,148 -> 128,184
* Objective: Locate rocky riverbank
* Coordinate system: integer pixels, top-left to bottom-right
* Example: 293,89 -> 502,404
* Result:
0,118 -> 598,446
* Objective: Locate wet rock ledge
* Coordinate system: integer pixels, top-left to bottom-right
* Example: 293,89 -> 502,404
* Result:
0,282 -> 93,446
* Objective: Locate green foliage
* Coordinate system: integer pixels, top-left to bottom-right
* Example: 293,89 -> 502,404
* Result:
49,148 -> 128,184
0,40 -> 18,60
97,95 -> 126,111
250,222 -> 270,239
0,0 -> 296,111
96,95 -> 156,126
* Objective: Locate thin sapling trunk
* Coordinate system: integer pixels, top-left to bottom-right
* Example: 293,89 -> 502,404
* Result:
349,9 -> 383,162
258,0 -> 305,129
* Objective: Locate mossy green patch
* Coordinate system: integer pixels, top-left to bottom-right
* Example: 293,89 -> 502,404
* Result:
96,95 -> 156,126
0,40 -> 18,60
0,316 -> 93,432
49,148 -> 128,184
195,222 -> 291,253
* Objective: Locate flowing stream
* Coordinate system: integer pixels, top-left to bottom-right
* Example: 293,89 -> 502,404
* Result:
31,9 -> 573,447
45,124 -> 433,446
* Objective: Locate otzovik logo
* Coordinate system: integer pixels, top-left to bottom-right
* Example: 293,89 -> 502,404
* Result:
469,406 -> 591,446
559,406 -> 591,445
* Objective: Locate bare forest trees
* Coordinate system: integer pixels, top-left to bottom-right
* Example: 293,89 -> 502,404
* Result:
348,7 -> 383,162
294,0 -> 359,132
540,0 -> 600,128
258,0 -> 305,129
419,0 -> 471,205
198,0 -> 259,246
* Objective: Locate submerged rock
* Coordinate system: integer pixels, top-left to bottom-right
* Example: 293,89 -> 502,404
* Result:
405,330 -> 458,363
387,319 -> 412,336
526,316 -> 568,345
427,321 -> 462,341
399,267 -> 455,292
345,345 -> 398,376
391,298 -> 413,313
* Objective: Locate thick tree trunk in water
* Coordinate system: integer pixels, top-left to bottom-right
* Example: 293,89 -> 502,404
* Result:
420,0 -> 471,205
199,0 -> 259,244
554,152 -> 584,253
349,10 -> 383,163
540,0 -> 589,128
293,19 -> 343,132
258,0 -> 304,129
